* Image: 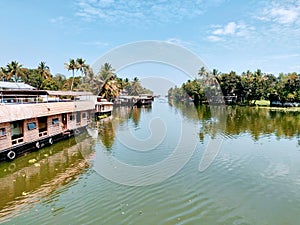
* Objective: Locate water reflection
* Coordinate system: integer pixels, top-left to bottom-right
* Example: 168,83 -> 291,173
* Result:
98,119 -> 115,150
0,134 -> 94,222
172,102 -> 300,140
97,106 -> 152,150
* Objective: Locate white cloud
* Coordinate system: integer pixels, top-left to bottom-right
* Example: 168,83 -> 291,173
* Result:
207,35 -> 223,42
208,21 -> 254,42
74,0 -> 214,24
258,1 -> 300,25
270,8 -> 298,24
212,22 -> 237,35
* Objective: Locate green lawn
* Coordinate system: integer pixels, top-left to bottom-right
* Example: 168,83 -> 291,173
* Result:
251,100 -> 270,106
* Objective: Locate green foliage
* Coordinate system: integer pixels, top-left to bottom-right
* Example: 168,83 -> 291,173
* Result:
169,68 -> 300,105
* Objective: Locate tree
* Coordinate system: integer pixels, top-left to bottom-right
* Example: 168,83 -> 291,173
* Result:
53,73 -> 67,90
38,61 -> 51,79
3,61 -> 24,82
0,68 -> 6,81
65,59 -> 78,91
76,58 -> 89,77
97,63 -> 120,100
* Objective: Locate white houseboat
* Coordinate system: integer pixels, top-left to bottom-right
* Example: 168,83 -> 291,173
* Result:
0,89 -> 94,161
94,97 -> 113,119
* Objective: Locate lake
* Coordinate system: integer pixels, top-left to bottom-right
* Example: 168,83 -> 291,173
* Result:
1,99 -> 300,225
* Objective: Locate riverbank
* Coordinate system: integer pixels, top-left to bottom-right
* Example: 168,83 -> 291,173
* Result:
252,100 -> 300,111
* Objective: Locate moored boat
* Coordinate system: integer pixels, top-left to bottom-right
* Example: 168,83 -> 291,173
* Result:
94,97 -> 113,120
0,89 -> 94,161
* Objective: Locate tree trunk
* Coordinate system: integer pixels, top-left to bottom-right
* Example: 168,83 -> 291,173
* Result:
70,70 -> 74,91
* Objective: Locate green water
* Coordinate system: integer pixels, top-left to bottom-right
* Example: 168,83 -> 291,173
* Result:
1,99 -> 300,224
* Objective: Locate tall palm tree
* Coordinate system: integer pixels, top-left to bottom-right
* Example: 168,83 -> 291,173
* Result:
38,61 -> 51,79
97,63 -> 120,100
65,59 -> 78,91
99,63 -> 115,80
76,58 -> 89,77
4,61 -> 24,82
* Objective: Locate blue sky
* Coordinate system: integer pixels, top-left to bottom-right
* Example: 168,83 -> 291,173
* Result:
1,0 -> 300,86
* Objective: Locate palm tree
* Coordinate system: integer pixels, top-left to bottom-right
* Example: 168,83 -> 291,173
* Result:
3,61 -> 24,82
38,61 -> 51,79
130,77 -> 142,95
65,59 -> 78,91
76,58 -> 89,77
99,63 -> 115,80
0,68 -> 5,81
97,63 -> 120,100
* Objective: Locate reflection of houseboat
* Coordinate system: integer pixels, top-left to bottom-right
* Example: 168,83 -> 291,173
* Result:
0,89 -> 94,161
0,135 -> 94,221
94,97 -> 113,119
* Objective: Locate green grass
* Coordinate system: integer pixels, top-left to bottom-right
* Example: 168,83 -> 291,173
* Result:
251,100 -> 270,106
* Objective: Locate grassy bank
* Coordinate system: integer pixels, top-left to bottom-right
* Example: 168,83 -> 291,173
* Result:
249,100 -> 300,111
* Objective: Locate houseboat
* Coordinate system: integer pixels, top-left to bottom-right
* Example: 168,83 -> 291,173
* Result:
0,89 -> 94,161
134,94 -> 153,107
94,97 -> 113,119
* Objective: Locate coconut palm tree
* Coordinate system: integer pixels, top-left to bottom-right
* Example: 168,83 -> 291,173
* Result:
38,61 -> 51,79
97,63 -> 120,100
0,68 -> 5,81
65,59 -> 78,91
3,61 -> 24,82
76,58 -> 89,77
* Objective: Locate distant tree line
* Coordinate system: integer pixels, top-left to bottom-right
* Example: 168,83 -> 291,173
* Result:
168,67 -> 300,105
0,60 -> 152,100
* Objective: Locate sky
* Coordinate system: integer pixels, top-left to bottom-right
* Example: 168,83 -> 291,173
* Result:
0,0 -> 300,93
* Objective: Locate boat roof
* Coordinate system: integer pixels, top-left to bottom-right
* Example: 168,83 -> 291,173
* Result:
0,82 -> 36,90
0,101 -> 94,123
0,90 -> 93,97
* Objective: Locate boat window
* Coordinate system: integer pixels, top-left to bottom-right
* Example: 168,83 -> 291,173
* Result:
70,114 -> 75,121
10,121 -> 24,140
28,122 -> 37,130
76,112 -> 81,123
0,128 -> 6,137
52,118 -> 59,125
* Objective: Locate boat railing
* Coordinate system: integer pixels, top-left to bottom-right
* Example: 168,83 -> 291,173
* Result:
39,131 -> 48,137
11,137 -> 24,146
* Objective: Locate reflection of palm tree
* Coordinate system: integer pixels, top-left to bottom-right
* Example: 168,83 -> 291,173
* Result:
131,107 -> 141,127
65,59 -> 78,91
98,120 -> 115,150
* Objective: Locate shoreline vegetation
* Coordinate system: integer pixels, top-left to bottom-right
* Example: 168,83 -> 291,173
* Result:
0,60 -> 152,101
168,67 -> 300,108
1,60 -> 299,109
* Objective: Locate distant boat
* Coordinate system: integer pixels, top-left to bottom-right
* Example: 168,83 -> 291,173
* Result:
94,97 -> 113,120
134,95 -> 153,107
